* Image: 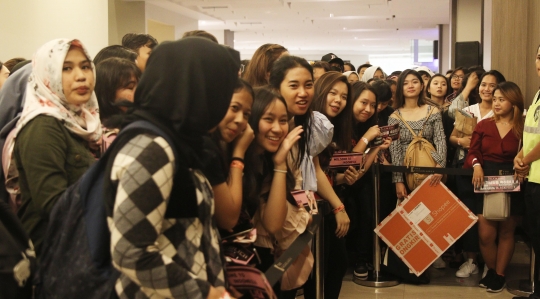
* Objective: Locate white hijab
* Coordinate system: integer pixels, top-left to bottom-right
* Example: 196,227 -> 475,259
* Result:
361,65 -> 382,82
15,38 -> 101,141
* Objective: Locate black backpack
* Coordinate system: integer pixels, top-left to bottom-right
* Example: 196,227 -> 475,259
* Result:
36,120 -> 178,299
0,200 -> 35,299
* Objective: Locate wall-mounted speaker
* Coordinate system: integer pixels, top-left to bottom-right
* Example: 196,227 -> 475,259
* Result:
455,41 -> 482,68
433,40 -> 439,60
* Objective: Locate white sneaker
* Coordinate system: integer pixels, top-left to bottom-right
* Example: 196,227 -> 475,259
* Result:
432,257 -> 446,269
455,261 -> 478,278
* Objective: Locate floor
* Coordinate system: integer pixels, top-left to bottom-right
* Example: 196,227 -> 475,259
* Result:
309,240 -> 532,299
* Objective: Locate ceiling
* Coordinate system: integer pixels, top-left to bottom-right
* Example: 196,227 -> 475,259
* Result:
151,0 -> 450,57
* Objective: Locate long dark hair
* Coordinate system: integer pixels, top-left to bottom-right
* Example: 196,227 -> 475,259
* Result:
351,81 -> 379,139
311,71 -> 352,151
394,69 -> 425,108
95,57 -> 141,126
269,55 -> 314,167
243,87 -> 296,214
210,78 -> 255,178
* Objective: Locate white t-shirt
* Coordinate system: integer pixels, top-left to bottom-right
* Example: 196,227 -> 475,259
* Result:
463,103 -> 493,122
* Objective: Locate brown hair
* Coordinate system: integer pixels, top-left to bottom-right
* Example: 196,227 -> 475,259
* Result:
182,30 -> 218,43
311,71 -> 352,151
492,81 -> 524,139
243,43 -> 287,87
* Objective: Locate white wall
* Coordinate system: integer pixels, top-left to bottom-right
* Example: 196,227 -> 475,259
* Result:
0,0 -> 108,61
145,2 -> 197,40
205,30 -> 226,44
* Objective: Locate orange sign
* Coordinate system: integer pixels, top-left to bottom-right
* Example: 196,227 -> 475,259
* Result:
375,175 -> 478,276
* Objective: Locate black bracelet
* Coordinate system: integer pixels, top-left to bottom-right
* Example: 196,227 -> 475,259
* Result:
231,157 -> 244,163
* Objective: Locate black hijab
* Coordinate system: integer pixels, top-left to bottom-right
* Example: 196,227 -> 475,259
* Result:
107,37 -> 240,218
133,37 -> 240,162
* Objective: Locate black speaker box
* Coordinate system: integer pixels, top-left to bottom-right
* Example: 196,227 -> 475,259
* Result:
455,41 -> 482,68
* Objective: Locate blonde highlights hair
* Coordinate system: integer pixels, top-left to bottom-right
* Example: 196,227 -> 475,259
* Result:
492,81 -> 524,138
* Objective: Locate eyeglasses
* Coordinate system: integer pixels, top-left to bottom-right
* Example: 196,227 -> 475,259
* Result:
240,64 -> 245,74
451,75 -> 464,80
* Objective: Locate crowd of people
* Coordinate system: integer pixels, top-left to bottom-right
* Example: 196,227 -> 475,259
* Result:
0,30 -> 539,299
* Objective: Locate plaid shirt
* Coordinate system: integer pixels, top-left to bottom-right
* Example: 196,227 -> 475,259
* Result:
108,133 -> 224,299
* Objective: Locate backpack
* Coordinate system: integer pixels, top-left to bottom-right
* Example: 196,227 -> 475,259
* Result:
0,200 -> 35,299
36,120 -> 178,299
395,107 -> 440,190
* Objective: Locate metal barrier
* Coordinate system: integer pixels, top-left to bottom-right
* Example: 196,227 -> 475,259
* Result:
354,162 -> 400,287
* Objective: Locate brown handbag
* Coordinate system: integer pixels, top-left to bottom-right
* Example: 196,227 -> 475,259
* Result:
454,109 -> 477,137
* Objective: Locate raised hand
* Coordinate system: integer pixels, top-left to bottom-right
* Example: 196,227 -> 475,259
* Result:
273,125 -> 303,167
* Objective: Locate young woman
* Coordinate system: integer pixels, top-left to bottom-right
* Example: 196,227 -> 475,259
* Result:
346,81 -> 392,279
361,66 -> 385,82
343,71 -> 360,85
269,56 -> 350,299
446,67 -> 467,102
388,69 -> 447,270
426,74 -> 451,107
106,37 -> 240,299
449,70 -> 506,279
426,74 -> 454,169
245,87 -> 306,298
94,57 -> 142,154
388,69 -> 446,198
514,45 -> 540,299
205,79 -> 255,230
95,57 -> 141,123
308,71 -> 355,299
243,43 -> 288,87
9,39 -> 101,255
465,81 -> 524,293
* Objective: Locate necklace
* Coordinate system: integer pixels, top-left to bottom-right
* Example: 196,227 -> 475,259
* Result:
498,121 -> 510,125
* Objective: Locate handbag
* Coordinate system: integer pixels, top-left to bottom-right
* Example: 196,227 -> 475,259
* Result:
482,140 -> 521,221
483,192 -> 511,221
454,109 -> 477,137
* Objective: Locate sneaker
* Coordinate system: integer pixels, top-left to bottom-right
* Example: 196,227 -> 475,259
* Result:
486,273 -> 506,293
479,268 -> 495,288
482,264 -> 488,278
354,262 -> 368,279
432,256 -> 446,269
455,260 -> 479,278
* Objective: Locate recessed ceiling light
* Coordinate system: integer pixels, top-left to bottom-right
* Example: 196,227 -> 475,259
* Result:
343,27 -> 347,30
329,13 -> 334,17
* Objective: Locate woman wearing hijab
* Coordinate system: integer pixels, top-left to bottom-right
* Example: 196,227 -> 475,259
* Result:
105,37 -> 240,299
360,65 -> 385,82
8,39 -> 101,255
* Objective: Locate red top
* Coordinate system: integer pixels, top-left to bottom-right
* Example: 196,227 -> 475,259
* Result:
464,119 -> 520,168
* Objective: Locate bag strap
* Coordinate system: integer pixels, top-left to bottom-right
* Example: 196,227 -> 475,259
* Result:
418,105 -> 435,137
394,110 -> 418,138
